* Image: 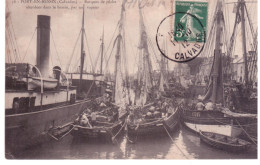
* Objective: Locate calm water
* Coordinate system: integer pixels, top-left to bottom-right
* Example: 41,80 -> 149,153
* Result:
14,126 -> 257,159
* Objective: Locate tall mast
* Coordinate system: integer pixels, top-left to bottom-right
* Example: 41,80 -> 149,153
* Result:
240,0 -> 249,86
100,26 -> 104,74
212,0 -> 223,103
79,5 -> 85,92
113,0 -> 126,102
138,4 -> 153,88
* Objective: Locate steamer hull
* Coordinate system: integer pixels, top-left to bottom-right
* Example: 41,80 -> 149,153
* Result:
5,100 -> 91,153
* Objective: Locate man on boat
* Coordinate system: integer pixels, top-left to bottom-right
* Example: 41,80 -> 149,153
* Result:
79,113 -> 92,128
90,111 -> 97,126
205,101 -> 214,111
196,95 -> 205,110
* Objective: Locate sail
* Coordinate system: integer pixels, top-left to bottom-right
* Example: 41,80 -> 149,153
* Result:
114,0 -> 129,107
201,0 -> 224,105
159,73 -> 165,92
203,50 -> 224,104
134,5 -> 153,106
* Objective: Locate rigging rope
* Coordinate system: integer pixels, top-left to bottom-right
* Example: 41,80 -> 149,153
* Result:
5,36 -> 13,63
7,27 -> 18,63
21,28 -> 37,62
66,30 -> 82,72
50,29 -> 63,68
83,32 -> 94,73
7,5 -> 22,62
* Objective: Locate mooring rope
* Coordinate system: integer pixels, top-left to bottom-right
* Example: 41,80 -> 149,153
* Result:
163,125 -> 188,159
235,119 -> 257,146
112,119 -> 127,142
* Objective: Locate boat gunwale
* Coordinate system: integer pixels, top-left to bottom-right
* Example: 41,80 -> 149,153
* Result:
200,131 -> 251,147
74,121 -> 123,130
5,98 -> 94,118
128,107 -> 179,127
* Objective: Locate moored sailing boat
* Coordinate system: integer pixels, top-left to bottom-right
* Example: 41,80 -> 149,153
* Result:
70,3 -> 130,143
126,4 -> 180,142
181,0 -> 257,141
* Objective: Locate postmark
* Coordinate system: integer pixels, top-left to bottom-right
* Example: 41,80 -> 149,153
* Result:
156,1 -> 208,63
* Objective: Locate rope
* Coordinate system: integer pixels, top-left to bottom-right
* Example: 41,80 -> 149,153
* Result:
22,28 -> 37,62
112,119 -> 126,141
163,125 -> 188,159
7,6 -> 21,62
66,30 -> 81,72
83,31 -> 94,73
50,29 -> 63,68
126,124 -> 139,144
235,119 -> 257,145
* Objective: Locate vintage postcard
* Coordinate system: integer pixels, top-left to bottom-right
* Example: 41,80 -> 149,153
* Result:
5,0 -> 258,159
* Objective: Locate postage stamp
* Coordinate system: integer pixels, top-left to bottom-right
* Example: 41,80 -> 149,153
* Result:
174,1 -> 208,43
156,1 -> 208,63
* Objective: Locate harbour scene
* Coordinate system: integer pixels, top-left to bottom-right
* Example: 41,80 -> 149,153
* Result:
5,0 -> 258,159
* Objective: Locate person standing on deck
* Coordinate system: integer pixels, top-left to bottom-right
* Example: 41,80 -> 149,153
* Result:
196,96 -> 205,110
90,112 -> 97,126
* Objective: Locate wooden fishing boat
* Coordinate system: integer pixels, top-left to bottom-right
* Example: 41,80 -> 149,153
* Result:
127,107 -> 180,141
199,131 -> 251,152
181,0 -> 257,140
70,103 -> 128,143
70,1 -> 131,143
181,109 -> 242,137
71,119 -> 126,143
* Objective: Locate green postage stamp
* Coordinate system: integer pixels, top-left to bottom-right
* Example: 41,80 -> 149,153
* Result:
174,1 -> 208,43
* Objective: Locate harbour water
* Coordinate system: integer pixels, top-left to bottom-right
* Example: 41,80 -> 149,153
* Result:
14,126 -> 257,159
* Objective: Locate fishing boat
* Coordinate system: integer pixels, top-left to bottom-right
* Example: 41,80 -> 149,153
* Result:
181,0 -> 240,137
199,131 -> 251,152
70,3 -> 130,143
181,0 -> 257,142
126,3 -> 180,142
5,14 -> 101,154
70,103 -> 126,143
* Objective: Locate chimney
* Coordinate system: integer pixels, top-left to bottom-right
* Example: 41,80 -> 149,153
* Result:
36,15 -> 50,78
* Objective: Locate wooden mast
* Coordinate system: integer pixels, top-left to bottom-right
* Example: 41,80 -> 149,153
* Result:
240,0 -> 249,86
79,5 -> 85,93
113,0 -> 126,102
212,0 -> 223,103
100,26 -> 104,74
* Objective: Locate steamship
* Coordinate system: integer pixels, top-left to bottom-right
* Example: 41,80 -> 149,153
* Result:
5,15 -> 101,153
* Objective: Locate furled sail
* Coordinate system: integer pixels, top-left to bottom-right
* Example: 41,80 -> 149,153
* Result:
135,5 -> 153,106
114,0 -> 129,108
203,1 -> 224,104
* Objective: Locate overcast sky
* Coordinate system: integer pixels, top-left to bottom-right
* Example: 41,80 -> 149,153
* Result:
6,0 -> 257,75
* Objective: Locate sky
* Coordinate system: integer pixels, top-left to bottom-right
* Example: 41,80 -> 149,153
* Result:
5,0 -> 258,75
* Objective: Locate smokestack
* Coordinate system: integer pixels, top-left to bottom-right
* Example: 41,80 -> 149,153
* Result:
36,15 -> 50,77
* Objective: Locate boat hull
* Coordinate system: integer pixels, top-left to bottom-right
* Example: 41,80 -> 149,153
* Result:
5,100 -> 91,153
127,108 -> 180,140
199,131 -> 251,152
181,109 -> 242,137
71,120 -> 125,143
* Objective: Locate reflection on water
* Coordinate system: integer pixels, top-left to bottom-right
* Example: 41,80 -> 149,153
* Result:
15,126 -> 257,159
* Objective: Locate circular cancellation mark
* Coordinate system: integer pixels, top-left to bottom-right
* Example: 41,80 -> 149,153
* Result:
156,12 -> 206,63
